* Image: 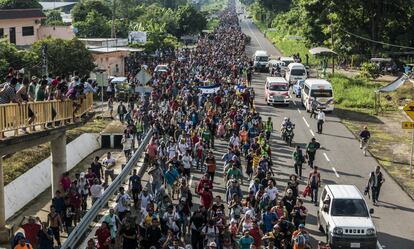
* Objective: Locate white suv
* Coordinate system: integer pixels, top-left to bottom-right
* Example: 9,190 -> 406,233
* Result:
317,185 -> 377,249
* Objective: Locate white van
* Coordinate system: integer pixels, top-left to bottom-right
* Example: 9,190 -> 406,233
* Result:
317,185 -> 377,249
253,50 -> 269,72
301,79 -> 334,112
264,77 -> 290,105
280,56 -> 295,72
285,63 -> 307,84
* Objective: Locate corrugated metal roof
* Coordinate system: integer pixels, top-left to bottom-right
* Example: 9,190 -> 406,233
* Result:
0,9 -> 45,20
39,2 -> 77,11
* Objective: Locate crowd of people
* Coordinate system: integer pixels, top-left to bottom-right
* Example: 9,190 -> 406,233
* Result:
12,1 -> 327,249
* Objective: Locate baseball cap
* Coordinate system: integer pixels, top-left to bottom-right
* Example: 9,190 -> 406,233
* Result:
299,224 -> 305,228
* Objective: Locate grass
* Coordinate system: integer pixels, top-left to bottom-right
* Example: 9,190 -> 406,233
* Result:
206,17 -> 220,31
2,118 -> 110,185
201,0 -> 227,14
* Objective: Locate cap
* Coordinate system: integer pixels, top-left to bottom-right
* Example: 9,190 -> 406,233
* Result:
209,241 -> 217,247
299,224 -> 305,228
287,189 -> 293,194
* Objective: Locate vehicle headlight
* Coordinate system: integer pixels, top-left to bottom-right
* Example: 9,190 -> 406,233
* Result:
285,95 -> 290,99
366,228 -> 376,235
333,227 -> 343,235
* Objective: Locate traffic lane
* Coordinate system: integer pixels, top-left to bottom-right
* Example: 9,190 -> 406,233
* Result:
301,111 -> 414,248
251,72 -> 338,246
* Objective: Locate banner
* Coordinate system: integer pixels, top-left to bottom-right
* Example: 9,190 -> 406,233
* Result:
135,69 -> 152,84
197,84 -> 221,94
128,31 -> 147,43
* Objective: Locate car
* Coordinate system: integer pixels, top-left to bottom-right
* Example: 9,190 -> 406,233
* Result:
253,50 -> 269,72
317,185 -> 377,249
293,80 -> 304,98
264,77 -> 290,106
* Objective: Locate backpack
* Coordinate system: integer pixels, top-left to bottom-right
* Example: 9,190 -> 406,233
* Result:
294,233 -> 308,248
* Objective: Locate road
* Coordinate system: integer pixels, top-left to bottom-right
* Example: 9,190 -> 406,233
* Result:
238,3 -> 414,248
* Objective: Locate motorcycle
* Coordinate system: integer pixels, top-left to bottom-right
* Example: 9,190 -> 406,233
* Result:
282,124 -> 295,146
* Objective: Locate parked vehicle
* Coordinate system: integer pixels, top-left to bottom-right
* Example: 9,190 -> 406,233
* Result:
253,50 -> 270,72
264,77 -> 290,106
285,62 -> 307,85
301,79 -> 334,112
317,185 -> 377,249
112,77 -> 129,101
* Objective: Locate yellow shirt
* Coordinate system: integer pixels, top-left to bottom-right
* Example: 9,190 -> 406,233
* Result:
252,154 -> 260,168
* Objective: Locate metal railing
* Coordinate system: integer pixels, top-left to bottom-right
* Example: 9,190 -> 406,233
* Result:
61,129 -> 153,249
0,93 -> 94,137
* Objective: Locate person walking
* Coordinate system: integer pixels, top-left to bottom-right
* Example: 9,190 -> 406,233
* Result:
265,117 -> 273,142
117,101 -> 127,123
316,109 -> 325,134
367,166 -> 385,205
310,97 -> 318,119
292,146 -> 305,178
306,138 -> 320,169
308,166 -> 321,206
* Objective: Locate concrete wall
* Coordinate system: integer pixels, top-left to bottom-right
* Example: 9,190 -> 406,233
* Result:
38,26 -> 75,40
0,18 -> 42,46
4,133 -> 100,220
93,51 -> 128,77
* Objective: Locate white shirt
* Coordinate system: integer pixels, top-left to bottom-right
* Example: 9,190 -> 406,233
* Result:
265,186 -> 278,201
138,192 -> 153,209
103,157 -> 116,166
182,155 -> 192,169
90,184 -> 104,198
116,193 -> 131,212
317,111 -> 325,122
122,136 -> 133,151
229,135 -> 240,147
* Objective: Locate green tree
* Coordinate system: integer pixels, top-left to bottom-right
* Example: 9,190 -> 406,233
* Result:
73,10 -> 111,38
0,0 -> 41,9
44,9 -> 64,26
0,40 -> 39,79
32,38 -> 95,77
176,4 -> 207,35
71,0 -> 111,23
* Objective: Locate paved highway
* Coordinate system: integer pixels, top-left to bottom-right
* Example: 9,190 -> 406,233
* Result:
237,3 -> 414,248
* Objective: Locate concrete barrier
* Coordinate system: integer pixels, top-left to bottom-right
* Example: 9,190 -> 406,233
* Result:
4,133 -> 101,220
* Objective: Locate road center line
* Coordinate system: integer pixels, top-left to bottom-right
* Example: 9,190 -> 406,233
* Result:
377,241 -> 384,249
189,175 -> 194,188
302,117 -> 310,127
297,108 -> 301,114
292,101 -> 297,106
246,19 -> 264,49
309,129 -> 315,136
323,153 -> 330,162
332,167 -> 340,178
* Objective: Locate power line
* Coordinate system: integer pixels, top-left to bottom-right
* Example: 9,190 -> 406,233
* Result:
339,27 -> 414,50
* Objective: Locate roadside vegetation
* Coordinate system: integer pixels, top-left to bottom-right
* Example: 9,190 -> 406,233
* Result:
2,119 -> 110,185
201,0 -> 227,13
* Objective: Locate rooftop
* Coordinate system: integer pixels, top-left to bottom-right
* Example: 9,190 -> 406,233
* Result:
0,9 -> 45,20
88,47 -> 144,53
39,2 -> 77,11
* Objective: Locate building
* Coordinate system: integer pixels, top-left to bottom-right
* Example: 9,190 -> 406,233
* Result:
0,8 -> 75,46
79,38 -> 143,77
39,1 -> 77,24
0,9 -> 45,46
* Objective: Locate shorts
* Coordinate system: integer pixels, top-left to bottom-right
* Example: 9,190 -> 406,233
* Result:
183,168 -> 190,177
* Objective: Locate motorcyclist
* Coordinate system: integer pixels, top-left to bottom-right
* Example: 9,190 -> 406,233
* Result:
281,117 -> 293,133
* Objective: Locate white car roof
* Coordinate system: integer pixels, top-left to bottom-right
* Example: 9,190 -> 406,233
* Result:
111,77 -> 128,83
288,62 -> 306,69
266,77 -> 288,83
280,57 -> 295,61
254,50 -> 268,56
305,78 -> 332,86
326,185 -> 363,199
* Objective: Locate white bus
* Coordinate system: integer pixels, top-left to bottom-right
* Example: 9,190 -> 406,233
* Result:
301,79 -> 334,112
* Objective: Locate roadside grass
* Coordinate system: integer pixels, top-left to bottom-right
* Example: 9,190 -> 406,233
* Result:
207,17 -> 220,31
3,118 -> 110,185
201,0 -> 227,14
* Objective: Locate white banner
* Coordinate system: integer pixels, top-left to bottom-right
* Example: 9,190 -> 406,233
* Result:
198,86 -> 221,94
135,69 -> 152,84
129,31 -> 147,43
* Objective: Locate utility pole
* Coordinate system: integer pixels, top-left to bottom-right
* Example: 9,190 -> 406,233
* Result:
111,0 -> 116,38
330,13 -> 334,75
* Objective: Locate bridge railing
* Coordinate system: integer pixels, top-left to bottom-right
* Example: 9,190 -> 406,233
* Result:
0,93 -> 94,137
61,129 -> 153,249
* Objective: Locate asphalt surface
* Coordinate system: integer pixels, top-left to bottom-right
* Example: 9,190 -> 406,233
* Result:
237,2 -> 414,248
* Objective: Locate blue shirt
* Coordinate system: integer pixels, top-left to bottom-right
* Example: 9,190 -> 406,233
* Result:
238,236 -> 254,249
164,168 -> 179,186
262,211 -> 277,233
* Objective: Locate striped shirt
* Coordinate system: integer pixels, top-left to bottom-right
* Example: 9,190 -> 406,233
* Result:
0,83 -> 16,104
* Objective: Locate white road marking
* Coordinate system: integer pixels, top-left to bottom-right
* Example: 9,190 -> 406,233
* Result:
189,175 -> 194,188
323,153 -> 330,162
247,19 -> 264,49
377,241 -> 384,249
292,101 -> 296,106
332,167 -> 340,178
302,117 -> 310,127
309,129 -> 315,136
297,108 -> 301,114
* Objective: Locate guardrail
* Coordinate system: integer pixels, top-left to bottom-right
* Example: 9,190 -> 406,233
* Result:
61,129 -> 153,249
0,93 -> 94,137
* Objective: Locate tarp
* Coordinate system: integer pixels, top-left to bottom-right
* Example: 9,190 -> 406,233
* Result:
309,47 -> 337,55
135,69 -> 152,85
378,74 -> 409,93
197,83 -> 221,94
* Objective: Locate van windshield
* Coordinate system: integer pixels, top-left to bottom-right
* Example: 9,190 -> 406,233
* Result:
291,69 -> 306,76
283,60 -> 294,66
331,199 -> 369,217
310,89 -> 332,98
256,56 -> 269,62
269,84 -> 288,91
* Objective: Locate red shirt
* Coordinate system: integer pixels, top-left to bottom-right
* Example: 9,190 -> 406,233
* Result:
199,190 -> 213,209
69,192 -> 82,209
249,227 -> 262,247
95,227 -> 110,249
22,223 -> 41,245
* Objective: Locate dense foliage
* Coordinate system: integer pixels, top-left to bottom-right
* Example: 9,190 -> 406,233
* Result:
44,9 -> 64,26
249,0 -> 414,58
0,0 -> 41,9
